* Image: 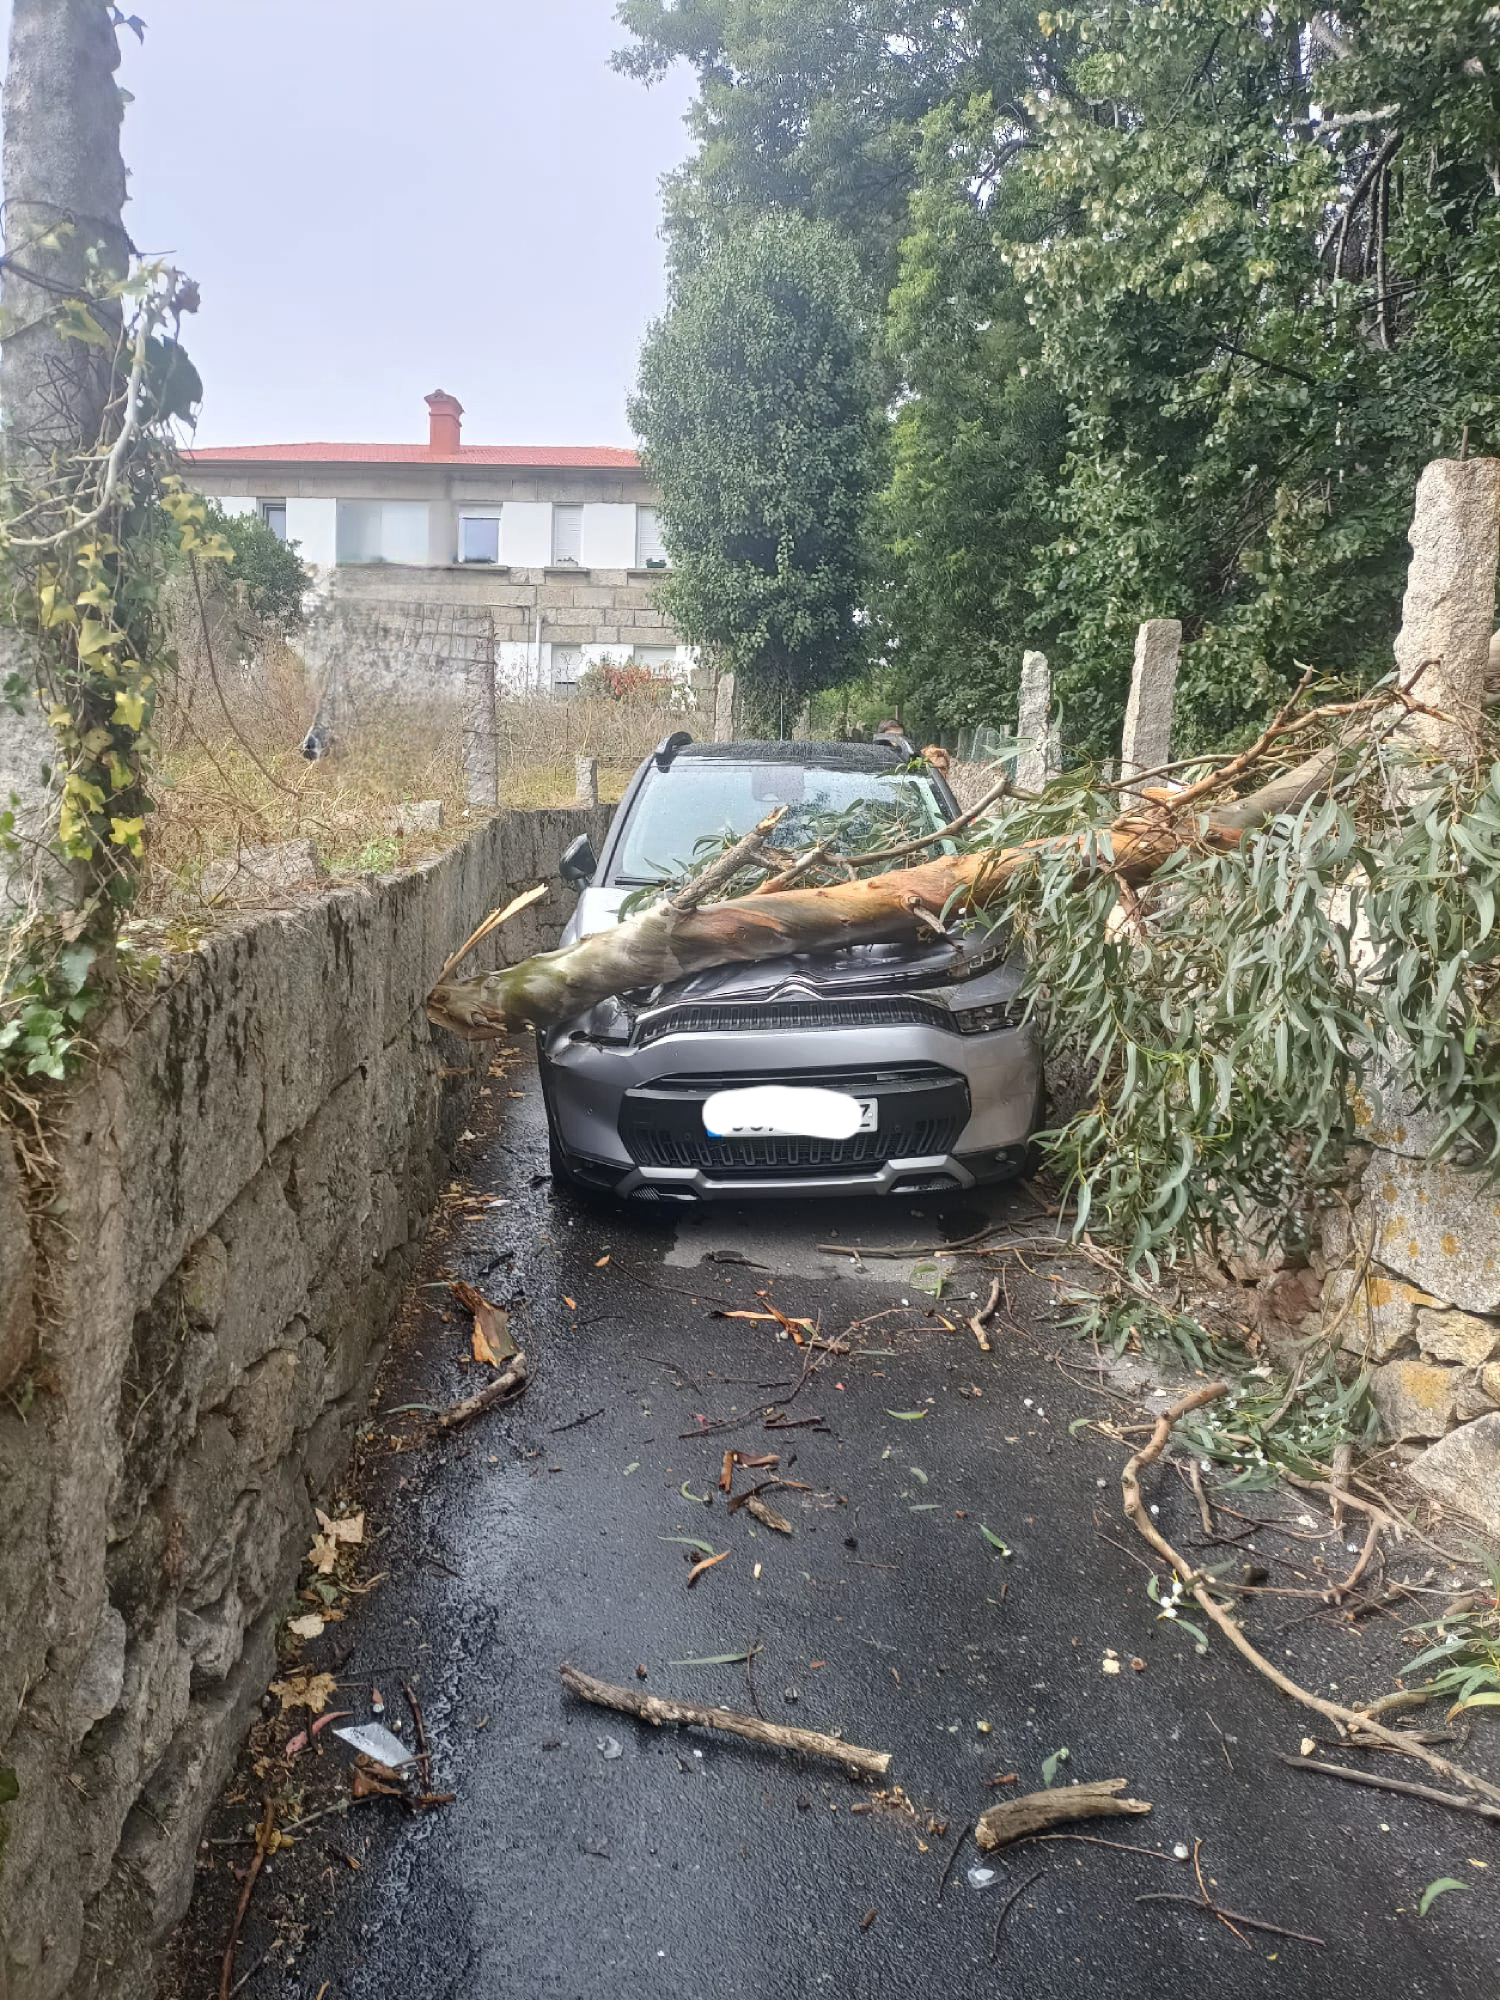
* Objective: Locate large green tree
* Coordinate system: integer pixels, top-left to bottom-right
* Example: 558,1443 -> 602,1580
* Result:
630,214 -> 882,724
619,0 -> 1500,758
1011,0 -> 1500,752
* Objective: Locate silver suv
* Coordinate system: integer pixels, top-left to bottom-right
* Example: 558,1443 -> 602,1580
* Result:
539,735 -> 1043,1204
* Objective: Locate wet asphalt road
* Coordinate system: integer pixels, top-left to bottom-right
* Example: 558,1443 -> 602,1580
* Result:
171,1055 -> 1497,2000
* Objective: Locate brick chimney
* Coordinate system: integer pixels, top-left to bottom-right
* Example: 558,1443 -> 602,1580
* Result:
425,389 -> 463,453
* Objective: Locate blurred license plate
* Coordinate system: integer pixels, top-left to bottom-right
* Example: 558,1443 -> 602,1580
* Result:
703,1086 -> 877,1139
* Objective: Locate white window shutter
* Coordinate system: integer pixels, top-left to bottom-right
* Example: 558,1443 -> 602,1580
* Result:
635,505 -> 667,567
552,504 -> 583,565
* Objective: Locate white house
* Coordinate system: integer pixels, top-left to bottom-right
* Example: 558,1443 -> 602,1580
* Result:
184,390 -> 689,696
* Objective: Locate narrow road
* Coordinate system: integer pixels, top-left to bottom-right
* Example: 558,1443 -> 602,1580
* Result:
171,1056 -> 1494,1999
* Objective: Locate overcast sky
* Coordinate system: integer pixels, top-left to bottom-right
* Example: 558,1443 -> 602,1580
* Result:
69,2 -> 695,448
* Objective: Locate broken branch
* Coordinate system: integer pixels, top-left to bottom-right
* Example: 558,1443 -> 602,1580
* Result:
671,806 -> 787,914
975,1777 -> 1151,1851
1121,1386 -> 1500,1807
1135,1893 -> 1324,1947
559,1663 -> 891,1777
969,1275 -> 1002,1353
1276,1752 -> 1500,1824
218,1801 -> 276,2000
431,1351 -> 528,1432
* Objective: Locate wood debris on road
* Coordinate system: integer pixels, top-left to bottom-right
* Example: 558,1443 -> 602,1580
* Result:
975,1778 -> 1151,1851
432,1351 -> 529,1432
560,1663 -> 892,1778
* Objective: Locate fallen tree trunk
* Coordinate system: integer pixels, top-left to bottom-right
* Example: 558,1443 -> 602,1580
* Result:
427,752 -> 1336,1038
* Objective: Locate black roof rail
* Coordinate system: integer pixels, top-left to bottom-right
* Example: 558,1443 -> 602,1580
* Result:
873,732 -> 916,759
653,730 -> 694,769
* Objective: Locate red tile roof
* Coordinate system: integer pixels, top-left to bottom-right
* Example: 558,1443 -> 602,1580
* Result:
182,442 -> 641,469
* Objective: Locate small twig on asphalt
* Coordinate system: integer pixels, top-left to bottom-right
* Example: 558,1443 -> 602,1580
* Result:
403,1681 -> 432,1790
559,1664 -> 891,1778
227,1951 -> 271,1998
817,1223 -> 1056,1260
549,1407 -> 606,1434
432,1352 -> 529,1432
936,1825 -> 969,1903
219,1801 -> 276,2000
745,1632 -> 766,1721
990,1869 -> 1045,1962
1276,1753 -> 1500,1824
1194,1838 -> 1248,1946
1204,1711 -> 1235,1772
969,1276 -> 1002,1353
1187,1458 -> 1215,1537
1018,1832 -> 1184,1864
1332,1516 -> 1382,1601
1135,1893 -> 1325,1947
642,1353 -> 704,1393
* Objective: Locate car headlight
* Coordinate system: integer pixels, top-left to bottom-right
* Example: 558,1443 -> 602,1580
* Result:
948,998 -> 1020,1036
573,994 -> 633,1043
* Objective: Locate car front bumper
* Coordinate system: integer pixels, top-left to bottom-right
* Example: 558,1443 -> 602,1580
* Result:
539,1015 -> 1042,1202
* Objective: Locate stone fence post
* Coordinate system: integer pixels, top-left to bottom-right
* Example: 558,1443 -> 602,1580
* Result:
713,670 -> 737,743
462,650 -> 499,810
1394,457 -> 1500,764
574,756 -> 598,808
1119,619 -> 1182,784
1013,650 -> 1057,792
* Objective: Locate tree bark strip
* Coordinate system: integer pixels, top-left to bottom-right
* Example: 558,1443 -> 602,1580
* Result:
975,1778 -> 1152,1852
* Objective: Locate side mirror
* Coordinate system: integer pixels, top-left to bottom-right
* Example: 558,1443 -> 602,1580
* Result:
559,833 -> 597,890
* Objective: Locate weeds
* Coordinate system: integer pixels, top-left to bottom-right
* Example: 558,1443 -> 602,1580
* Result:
1400,1555 -> 1500,1715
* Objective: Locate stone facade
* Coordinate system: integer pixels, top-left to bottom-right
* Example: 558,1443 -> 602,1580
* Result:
1324,1083 -> 1500,1532
310,559 -> 685,698
0,807 -> 606,2000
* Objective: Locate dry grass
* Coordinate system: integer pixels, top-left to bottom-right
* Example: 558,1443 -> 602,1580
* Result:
143,636 -> 469,918
142,641 -> 677,918
495,691 -> 686,774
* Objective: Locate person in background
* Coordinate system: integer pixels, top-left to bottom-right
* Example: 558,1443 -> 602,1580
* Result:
874,719 -> 906,743
921,744 -> 951,780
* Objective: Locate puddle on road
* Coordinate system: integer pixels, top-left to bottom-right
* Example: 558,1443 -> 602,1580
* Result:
663,1191 -> 1022,1286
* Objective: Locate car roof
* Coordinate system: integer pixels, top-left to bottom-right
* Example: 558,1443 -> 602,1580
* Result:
670,740 -> 913,772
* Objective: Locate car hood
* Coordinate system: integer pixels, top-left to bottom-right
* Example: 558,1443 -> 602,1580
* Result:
566,883 -> 986,1003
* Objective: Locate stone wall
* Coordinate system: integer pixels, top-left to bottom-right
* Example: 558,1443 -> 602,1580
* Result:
0,806 -> 607,2000
1322,1089 -> 1500,1533
314,560 -> 683,677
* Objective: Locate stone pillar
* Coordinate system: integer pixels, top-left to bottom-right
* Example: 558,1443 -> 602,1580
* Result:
1119,618 -> 1182,783
574,756 -> 598,808
713,670 -> 737,744
462,650 -> 499,810
1394,457 -> 1500,763
1013,650 -> 1055,792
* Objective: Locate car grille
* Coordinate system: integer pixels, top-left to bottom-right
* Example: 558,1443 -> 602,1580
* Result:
634,997 -> 953,1047
619,1064 -> 968,1179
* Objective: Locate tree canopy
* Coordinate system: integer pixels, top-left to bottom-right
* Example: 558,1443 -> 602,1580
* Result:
629,213 -> 882,725
618,0 -> 1500,755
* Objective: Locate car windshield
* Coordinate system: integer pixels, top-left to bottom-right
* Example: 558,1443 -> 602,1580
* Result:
610,760 -> 952,884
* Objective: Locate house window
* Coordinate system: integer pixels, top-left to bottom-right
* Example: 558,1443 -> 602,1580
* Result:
551,645 -> 583,697
635,505 -> 668,568
458,510 -> 501,565
552,503 -> 583,566
259,500 -> 288,543
335,500 -> 429,565
632,645 -> 676,674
